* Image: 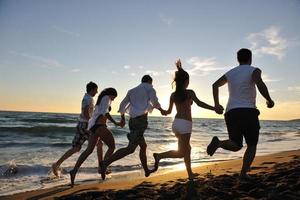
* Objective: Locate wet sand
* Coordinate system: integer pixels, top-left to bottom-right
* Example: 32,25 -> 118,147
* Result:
2,149 -> 300,200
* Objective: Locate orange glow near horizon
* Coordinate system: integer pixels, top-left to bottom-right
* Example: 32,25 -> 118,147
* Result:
1,100 -> 300,121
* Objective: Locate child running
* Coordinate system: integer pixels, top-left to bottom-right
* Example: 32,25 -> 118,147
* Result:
52,82 -> 103,177
70,87 -> 124,186
151,59 -> 223,180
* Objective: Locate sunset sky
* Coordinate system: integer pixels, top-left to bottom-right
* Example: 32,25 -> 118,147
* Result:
1,0 -> 300,120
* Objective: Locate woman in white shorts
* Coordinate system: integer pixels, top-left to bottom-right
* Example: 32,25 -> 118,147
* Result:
152,59 -> 220,180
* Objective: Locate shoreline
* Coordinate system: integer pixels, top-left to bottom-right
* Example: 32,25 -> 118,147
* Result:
2,149 -> 300,200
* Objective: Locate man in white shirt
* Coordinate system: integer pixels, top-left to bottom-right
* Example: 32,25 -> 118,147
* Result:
207,48 -> 274,179
52,82 -> 103,177
99,75 -> 163,180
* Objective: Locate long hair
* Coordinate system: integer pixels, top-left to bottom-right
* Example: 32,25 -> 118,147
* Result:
173,61 -> 190,103
96,87 -> 117,106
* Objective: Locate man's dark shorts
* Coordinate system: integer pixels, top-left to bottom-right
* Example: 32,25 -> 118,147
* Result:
225,108 -> 260,147
72,121 -> 91,148
127,115 -> 148,145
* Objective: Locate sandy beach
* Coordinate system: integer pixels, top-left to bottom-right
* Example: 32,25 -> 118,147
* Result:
1,149 -> 299,200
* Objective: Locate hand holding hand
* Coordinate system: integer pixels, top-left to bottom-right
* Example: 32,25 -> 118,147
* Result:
160,109 -> 168,116
215,105 -> 224,115
266,99 -> 274,108
119,119 -> 125,128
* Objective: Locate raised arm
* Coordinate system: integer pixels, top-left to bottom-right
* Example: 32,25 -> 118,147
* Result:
252,68 -> 274,108
189,90 -> 216,111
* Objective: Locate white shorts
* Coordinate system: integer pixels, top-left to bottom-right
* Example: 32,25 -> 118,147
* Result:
172,118 -> 192,135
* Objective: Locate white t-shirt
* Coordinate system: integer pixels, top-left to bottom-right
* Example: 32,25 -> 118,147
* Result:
88,95 -> 111,130
118,83 -> 161,118
225,65 -> 257,113
78,93 -> 94,122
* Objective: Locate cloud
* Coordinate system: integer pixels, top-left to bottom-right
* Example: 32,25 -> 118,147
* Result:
261,74 -> 281,82
159,14 -> 173,26
288,86 -> 300,93
71,69 -> 80,73
145,70 -> 163,76
124,65 -> 131,69
186,57 -> 228,76
9,51 -> 64,69
52,26 -> 80,37
129,72 -> 136,76
247,26 -> 289,60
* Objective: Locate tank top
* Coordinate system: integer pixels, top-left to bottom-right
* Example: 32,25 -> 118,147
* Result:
225,65 -> 257,113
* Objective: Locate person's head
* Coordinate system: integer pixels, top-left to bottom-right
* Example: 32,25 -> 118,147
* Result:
237,48 -> 252,65
141,75 -> 153,84
86,81 -> 98,97
173,59 -> 190,103
96,87 -> 118,105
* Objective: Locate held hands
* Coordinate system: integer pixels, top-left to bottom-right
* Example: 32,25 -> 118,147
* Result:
115,119 -> 125,128
158,107 -> 168,116
266,99 -> 274,108
160,109 -> 168,116
214,104 -> 224,115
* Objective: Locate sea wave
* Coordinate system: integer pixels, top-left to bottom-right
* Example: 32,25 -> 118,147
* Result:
0,126 -> 76,134
19,118 -> 76,124
0,126 -> 129,137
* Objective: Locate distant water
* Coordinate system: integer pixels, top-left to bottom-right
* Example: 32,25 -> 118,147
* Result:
0,111 -> 299,196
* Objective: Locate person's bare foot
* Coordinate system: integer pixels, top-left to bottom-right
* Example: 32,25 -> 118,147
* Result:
153,153 -> 160,172
188,172 -> 199,181
52,163 -> 59,177
145,169 -> 153,177
239,173 -> 254,182
69,169 -> 76,186
98,166 -> 112,175
207,136 -> 219,156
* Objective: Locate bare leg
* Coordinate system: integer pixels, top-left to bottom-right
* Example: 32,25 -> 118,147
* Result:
153,134 -> 191,175
70,133 -> 98,186
100,143 -> 137,180
139,140 -> 151,177
156,135 -> 185,159
52,146 -> 80,177
100,128 -> 116,160
240,145 -> 257,177
182,136 -> 195,179
96,140 -> 103,171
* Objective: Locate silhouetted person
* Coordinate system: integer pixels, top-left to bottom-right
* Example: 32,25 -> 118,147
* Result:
52,82 -> 103,177
99,75 -> 164,180
207,48 -> 274,180
70,88 -> 124,186
151,59 -> 222,180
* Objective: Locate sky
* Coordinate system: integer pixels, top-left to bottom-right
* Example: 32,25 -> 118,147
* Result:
0,0 -> 300,120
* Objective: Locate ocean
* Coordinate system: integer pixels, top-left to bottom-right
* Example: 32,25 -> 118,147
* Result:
0,111 -> 299,196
